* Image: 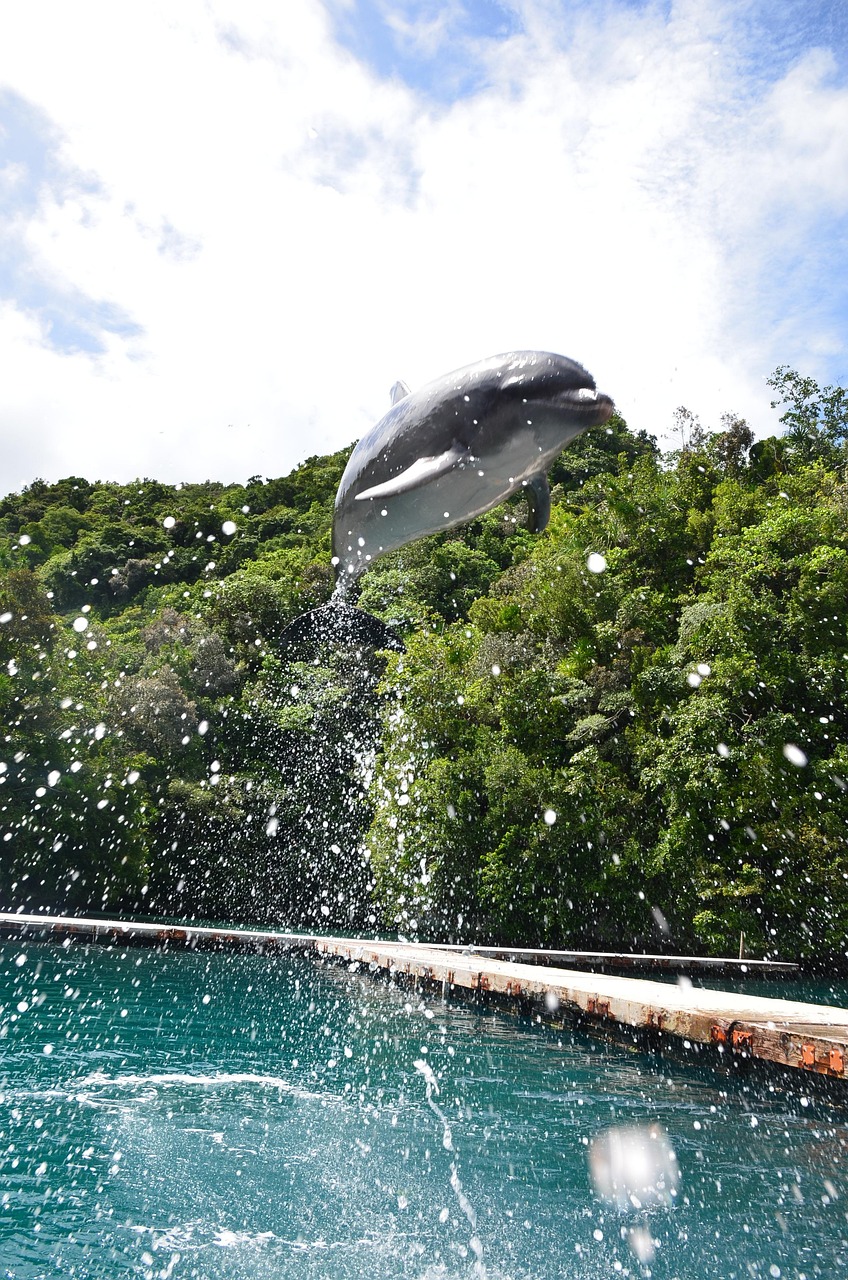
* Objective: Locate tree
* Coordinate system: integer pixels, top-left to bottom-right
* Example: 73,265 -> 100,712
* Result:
710,413 -> 754,475
768,365 -> 848,462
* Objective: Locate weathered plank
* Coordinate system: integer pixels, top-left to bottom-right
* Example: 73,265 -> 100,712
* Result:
422,943 -> 796,974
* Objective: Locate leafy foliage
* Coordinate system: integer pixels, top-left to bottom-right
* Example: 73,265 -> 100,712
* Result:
2,375 -> 848,960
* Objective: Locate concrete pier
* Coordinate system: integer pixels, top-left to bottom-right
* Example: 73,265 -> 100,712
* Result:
316,936 -> 848,1081
1,911 -> 844,1081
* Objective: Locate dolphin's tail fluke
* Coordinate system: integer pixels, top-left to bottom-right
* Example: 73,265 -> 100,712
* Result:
280,599 -> 404,653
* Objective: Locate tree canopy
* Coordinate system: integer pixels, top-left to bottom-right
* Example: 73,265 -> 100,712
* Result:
2,375 -> 847,962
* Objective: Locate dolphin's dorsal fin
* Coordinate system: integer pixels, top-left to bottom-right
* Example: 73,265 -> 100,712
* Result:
390,380 -> 411,406
355,445 -> 469,502
524,473 -> 551,533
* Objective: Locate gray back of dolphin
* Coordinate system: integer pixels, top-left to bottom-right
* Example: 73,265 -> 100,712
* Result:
332,350 -> 613,587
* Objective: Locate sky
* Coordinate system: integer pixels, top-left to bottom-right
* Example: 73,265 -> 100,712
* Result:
0,0 -> 846,493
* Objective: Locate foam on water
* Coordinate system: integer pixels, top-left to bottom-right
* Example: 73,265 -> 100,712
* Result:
74,1068 -> 335,1099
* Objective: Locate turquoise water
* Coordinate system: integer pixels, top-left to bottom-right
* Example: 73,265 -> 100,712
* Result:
0,943 -> 847,1279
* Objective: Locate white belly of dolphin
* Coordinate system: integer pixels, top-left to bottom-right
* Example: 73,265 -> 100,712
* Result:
335,430 -> 541,579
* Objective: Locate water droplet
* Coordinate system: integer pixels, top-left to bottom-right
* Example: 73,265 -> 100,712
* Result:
628,1226 -> 656,1264
588,1123 -> 680,1212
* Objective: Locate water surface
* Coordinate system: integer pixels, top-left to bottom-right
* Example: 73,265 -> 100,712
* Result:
0,942 -> 846,1278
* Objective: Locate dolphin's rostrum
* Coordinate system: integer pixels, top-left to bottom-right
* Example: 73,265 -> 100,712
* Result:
332,350 -> 613,587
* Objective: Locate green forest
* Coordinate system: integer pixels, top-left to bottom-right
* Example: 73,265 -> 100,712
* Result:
2,366 -> 847,962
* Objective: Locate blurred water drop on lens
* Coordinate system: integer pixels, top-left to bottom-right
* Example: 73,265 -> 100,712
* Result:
650,905 -> 670,935
628,1225 -> 656,1263
588,1123 -> 679,1212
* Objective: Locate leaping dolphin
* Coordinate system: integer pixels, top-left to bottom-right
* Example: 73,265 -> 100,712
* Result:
333,350 -> 613,585
283,350 -> 613,648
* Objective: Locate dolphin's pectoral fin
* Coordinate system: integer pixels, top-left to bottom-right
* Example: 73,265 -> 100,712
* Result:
354,445 -> 470,501
390,380 -> 411,405
525,473 -> 551,533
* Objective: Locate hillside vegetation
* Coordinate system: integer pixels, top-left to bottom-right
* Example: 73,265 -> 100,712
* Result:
1,366 -> 847,961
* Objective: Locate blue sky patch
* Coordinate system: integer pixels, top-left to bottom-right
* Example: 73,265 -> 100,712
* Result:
325,0 -> 520,101
0,89 -> 141,356
324,0 -> 848,104
732,0 -> 848,89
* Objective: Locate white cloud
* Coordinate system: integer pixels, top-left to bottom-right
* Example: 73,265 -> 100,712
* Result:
0,0 -> 846,494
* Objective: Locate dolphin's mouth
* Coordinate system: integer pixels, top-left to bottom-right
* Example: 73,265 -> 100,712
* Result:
545,386 -> 615,425
498,361 -> 614,427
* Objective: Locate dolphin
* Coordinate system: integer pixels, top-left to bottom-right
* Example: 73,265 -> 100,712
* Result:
332,350 -> 613,585
282,350 -> 613,648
